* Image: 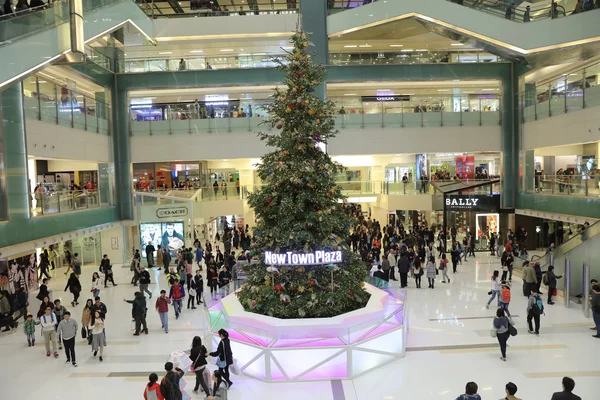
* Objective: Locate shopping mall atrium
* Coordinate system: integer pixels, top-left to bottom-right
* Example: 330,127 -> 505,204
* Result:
0,0 -> 599,399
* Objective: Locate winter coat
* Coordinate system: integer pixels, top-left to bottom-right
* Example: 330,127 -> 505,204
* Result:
426,261 -> 437,279
127,295 -> 147,318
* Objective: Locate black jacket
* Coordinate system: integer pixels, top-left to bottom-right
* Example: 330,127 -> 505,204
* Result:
190,345 -> 208,369
193,275 -> 204,292
64,276 -> 82,294
210,338 -> 233,365
126,295 -> 147,318
550,392 -> 582,400
139,270 -> 151,285
397,258 -> 410,274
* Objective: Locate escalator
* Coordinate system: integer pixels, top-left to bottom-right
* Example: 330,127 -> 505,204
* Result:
533,220 -> 599,303
0,0 -> 152,90
327,0 -> 600,57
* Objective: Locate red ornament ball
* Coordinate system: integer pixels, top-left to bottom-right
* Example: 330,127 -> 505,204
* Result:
309,278 -> 316,287
274,284 -> 282,292
348,291 -> 355,297
296,72 -> 303,77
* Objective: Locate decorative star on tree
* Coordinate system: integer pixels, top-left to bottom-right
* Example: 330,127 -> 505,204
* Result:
236,30 -> 369,319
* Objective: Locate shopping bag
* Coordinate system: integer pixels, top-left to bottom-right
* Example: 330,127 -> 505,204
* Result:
189,288 -> 197,297
81,327 -> 87,339
553,288 -> 558,297
490,329 -> 497,338
230,358 -> 241,375
169,350 -> 193,372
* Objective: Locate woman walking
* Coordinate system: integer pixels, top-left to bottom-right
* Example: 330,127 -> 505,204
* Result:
492,308 -> 512,361
210,329 -> 233,388
207,370 -> 228,400
544,265 -> 563,305
439,253 -> 450,283
413,258 -> 423,289
81,299 -> 93,345
426,256 -> 437,289
91,272 -> 102,299
486,270 -> 501,309
91,310 -> 106,361
64,273 -> 82,307
190,336 -> 210,395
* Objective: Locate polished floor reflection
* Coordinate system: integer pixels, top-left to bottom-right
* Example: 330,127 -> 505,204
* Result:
0,253 -> 596,400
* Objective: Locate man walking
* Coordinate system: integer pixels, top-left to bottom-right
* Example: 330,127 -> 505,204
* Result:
139,266 -> 152,298
146,241 -> 156,268
40,306 -> 59,358
397,253 -> 410,288
526,288 -> 543,335
124,292 -> 148,336
591,284 -> 600,338
169,279 -> 185,320
155,290 -> 171,334
57,311 -> 78,367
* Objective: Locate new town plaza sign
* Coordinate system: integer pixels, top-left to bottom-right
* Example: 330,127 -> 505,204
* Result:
264,250 -> 343,266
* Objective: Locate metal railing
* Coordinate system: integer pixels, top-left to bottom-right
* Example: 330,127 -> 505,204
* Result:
136,0 -> 298,18
523,174 -> 600,198
327,0 -> 380,14
31,189 -> 101,216
23,76 -> 111,135
129,94 -> 501,136
521,61 -> 600,123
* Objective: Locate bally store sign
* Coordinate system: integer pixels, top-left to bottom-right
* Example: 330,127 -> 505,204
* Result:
445,195 -> 500,212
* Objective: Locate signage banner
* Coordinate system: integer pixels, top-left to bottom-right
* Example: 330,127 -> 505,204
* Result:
455,155 -> 475,180
264,250 -> 343,266
361,95 -> 410,102
445,194 -> 500,212
156,207 -> 188,218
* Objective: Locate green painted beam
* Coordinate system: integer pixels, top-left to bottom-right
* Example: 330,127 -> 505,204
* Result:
68,62 -> 116,88
518,193 -> 600,220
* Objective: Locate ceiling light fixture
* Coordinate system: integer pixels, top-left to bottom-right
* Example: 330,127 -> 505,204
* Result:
344,93 -> 358,96
451,43 -> 464,46
189,50 -> 204,53
415,49 -> 427,51
359,44 -> 372,48
159,52 -> 172,55
400,49 -> 414,52
343,45 -> 358,48
437,89 -> 450,92
389,44 -> 403,47
220,49 -> 234,52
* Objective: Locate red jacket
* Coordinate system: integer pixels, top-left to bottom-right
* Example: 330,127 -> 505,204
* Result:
155,296 -> 171,313
144,382 -> 164,400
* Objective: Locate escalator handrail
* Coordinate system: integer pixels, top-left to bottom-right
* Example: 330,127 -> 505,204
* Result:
538,220 -> 600,268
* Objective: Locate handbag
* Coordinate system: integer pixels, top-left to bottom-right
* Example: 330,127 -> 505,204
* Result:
189,288 -> 197,297
216,359 -> 227,368
553,288 -> 558,297
488,290 -> 493,295
490,329 -> 497,338
81,326 -> 87,339
508,323 -> 518,337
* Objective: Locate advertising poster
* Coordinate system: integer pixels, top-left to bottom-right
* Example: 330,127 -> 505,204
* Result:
416,154 -> 427,181
455,155 -> 475,180
140,222 -> 185,255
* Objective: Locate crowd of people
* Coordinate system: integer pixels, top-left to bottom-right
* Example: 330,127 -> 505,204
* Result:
1,0 -> 52,17
455,377 -> 583,400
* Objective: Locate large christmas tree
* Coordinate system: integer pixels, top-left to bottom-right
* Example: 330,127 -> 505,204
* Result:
236,31 -> 369,319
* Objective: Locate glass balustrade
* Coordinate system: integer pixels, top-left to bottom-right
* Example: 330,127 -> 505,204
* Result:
135,0 -> 298,18
0,0 -> 127,47
135,180 -> 498,202
120,50 -> 506,73
521,60 -> 600,123
22,76 -> 111,135
445,0 -> 584,23
129,95 -> 501,136
522,174 -> 600,198
31,189 -> 101,216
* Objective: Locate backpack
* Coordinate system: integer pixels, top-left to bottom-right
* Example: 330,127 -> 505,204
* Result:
172,285 -> 182,299
533,296 -> 544,315
501,287 -> 511,303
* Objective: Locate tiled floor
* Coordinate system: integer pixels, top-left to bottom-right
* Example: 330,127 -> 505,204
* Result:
0,253 -> 596,400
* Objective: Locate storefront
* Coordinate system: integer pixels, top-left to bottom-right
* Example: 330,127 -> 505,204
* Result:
133,162 -> 237,190
443,192 -> 505,251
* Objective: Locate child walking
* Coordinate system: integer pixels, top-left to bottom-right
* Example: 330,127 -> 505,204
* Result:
23,315 -> 39,347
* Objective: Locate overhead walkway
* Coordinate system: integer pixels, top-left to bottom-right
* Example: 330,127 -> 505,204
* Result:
327,0 -> 600,56
0,0 -> 152,90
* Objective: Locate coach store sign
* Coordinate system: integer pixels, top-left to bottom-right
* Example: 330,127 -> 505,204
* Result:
445,195 -> 500,212
156,207 -> 188,218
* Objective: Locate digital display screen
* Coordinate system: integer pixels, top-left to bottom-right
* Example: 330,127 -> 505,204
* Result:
140,222 -> 185,255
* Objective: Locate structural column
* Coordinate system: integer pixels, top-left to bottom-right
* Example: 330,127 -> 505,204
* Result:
300,0 -> 328,99
501,63 -> 520,209
0,82 -> 30,242
113,82 -> 133,220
